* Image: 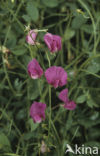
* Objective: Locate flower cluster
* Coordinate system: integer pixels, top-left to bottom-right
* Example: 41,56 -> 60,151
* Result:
26,30 -> 62,53
26,29 -> 76,123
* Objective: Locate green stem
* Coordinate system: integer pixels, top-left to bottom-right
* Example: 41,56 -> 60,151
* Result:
51,120 -> 61,144
0,108 -> 21,137
46,51 -> 52,137
2,54 -> 16,96
35,44 -> 45,70
78,0 -> 97,54
38,79 -> 42,99
46,52 -> 51,67
34,29 -> 48,32
3,26 -> 11,46
29,45 -> 33,58
48,85 -> 51,136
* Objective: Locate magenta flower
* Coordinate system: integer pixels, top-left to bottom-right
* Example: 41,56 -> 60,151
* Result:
45,66 -> 67,88
44,33 -> 62,53
59,89 -> 69,103
26,30 -> 37,45
30,101 -> 46,123
27,59 -> 43,79
59,89 -> 76,110
64,101 -> 76,110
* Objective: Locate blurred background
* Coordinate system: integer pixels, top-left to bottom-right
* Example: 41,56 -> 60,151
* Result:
0,0 -> 100,155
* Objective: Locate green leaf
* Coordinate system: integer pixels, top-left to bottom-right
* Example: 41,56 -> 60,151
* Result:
22,54 -> 31,67
87,61 -> 100,74
28,119 -> 39,131
88,128 -> 100,139
0,133 -> 11,149
16,109 -> 26,120
90,112 -> 99,120
76,95 -> 86,103
22,14 -> 31,22
26,1 -> 39,22
42,0 -> 58,8
66,2 -> 77,13
71,14 -> 87,29
87,99 -> 98,108
23,132 -> 38,140
12,46 -> 27,56
64,29 -> 75,40
81,24 -> 93,34
28,79 -> 40,100
14,78 -> 23,91
78,119 -> 100,128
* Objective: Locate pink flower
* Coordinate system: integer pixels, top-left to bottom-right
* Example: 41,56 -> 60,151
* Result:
44,33 -> 62,53
26,30 -> 37,45
30,101 -> 46,123
59,89 -> 76,110
59,89 -> 69,103
45,66 -> 67,88
27,59 -> 43,79
64,101 -> 76,110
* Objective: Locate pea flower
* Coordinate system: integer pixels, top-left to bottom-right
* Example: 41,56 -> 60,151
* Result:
44,33 -> 62,53
64,101 -> 76,110
45,66 -> 67,88
27,59 -> 43,79
59,89 -> 69,103
30,101 -> 46,123
59,89 -> 76,110
26,30 -> 37,45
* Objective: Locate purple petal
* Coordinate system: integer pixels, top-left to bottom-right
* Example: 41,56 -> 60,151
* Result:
53,35 -> 62,51
30,102 -> 46,123
59,89 -> 68,103
45,66 -> 67,88
44,33 -> 62,53
64,101 -> 76,110
27,59 -> 43,79
26,30 -> 37,45
34,115 -> 42,123
44,33 -> 53,51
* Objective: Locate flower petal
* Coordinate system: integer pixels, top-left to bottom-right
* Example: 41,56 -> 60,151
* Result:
26,30 -> 37,45
59,89 -> 68,103
45,66 -> 67,88
44,33 -> 62,53
30,102 -> 46,123
64,101 -> 76,110
27,59 -> 43,79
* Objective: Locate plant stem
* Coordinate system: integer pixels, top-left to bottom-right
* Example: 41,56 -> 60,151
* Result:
46,52 -> 51,67
78,0 -> 97,54
46,51 -> 52,137
29,45 -> 33,58
38,79 -> 42,99
48,85 -> 51,136
2,54 -> 16,96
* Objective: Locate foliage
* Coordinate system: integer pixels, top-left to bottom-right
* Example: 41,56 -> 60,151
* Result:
0,0 -> 100,155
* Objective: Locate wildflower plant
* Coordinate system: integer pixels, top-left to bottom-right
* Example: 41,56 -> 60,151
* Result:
26,29 -> 75,124
26,27 -> 77,153
0,0 -> 100,156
